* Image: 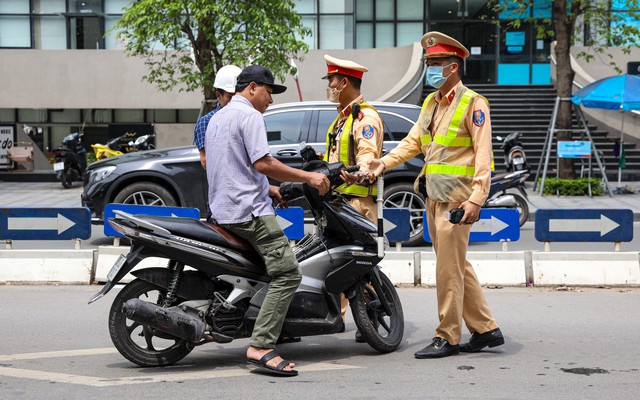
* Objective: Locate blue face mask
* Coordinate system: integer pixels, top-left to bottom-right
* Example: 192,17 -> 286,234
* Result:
426,63 -> 453,89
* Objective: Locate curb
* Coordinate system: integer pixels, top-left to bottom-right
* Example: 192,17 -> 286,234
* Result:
1,248 -> 639,287
0,249 -> 95,284
380,250 -> 640,286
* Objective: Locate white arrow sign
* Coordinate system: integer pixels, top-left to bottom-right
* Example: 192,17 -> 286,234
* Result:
383,218 -> 397,235
7,214 -> 76,235
276,214 -> 293,231
470,216 -> 509,236
549,215 -> 619,236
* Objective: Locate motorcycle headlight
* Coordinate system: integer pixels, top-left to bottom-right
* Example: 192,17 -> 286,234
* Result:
88,166 -> 116,185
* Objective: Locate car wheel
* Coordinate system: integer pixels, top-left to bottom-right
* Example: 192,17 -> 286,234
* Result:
112,182 -> 178,208
383,182 -> 426,247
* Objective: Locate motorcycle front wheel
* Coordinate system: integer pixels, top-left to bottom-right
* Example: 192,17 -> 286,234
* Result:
350,270 -> 404,353
61,169 -> 73,189
512,193 -> 530,226
108,279 -> 193,367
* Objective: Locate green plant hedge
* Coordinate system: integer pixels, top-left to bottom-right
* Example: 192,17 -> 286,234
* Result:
539,178 -> 603,196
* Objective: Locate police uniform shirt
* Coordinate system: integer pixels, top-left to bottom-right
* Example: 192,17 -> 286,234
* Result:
381,81 -> 493,206
327,94 -> 384,176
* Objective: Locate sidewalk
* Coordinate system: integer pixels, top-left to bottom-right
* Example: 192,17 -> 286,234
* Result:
1,181 -> 640,218
523,182 -> 640,220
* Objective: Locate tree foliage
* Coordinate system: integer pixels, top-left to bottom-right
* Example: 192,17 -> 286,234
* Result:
113,0 -> 310,111
487,0 -> 640,178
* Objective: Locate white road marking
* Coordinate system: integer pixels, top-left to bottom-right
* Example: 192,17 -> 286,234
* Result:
0,348 -> 361,387
0,348 -> 117,362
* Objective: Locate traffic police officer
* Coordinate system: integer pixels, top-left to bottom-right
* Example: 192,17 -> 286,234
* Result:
322,54 -> 383,222
322,54 -> 384,341
368,32 -> 504,358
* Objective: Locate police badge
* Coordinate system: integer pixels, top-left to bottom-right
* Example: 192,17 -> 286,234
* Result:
473,109 -> 485,127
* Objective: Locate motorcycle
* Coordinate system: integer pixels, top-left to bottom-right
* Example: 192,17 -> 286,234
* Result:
52,132 -> 87,189
91,133 -> 156,160
88,160 -> 404,367
484,169 -> 530,226
484,132 -> 531,226
499,132 -> 529,172
128,133 -> 156,152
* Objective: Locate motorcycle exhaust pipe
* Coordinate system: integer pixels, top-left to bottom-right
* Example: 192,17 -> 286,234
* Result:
122,299 -> 206,343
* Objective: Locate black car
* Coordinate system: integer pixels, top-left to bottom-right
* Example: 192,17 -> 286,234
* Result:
82,101 -> 426,245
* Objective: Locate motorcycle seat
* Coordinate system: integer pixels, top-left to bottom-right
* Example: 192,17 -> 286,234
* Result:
134,216 -> 255,252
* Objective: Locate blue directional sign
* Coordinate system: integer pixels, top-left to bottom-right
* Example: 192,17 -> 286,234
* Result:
535,209 -> 633,242
423,208 -> 520,243
0,207 -> 91,240
104,204 -> 200,237
275,207 -> 304,240
383,208 -> 411,242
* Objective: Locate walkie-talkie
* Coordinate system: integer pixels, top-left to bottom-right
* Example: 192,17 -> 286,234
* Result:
351,103 -> 361,120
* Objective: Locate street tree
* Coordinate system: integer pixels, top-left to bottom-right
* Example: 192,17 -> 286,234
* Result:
113,0 -> 310,114
488,0 -> 640,178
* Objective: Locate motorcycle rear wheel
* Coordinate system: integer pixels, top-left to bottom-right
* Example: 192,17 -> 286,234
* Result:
350,270 -> 404,353
108,279 -> 193,367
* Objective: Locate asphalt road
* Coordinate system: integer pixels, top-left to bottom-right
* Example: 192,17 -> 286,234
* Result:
1,285 -> 639,399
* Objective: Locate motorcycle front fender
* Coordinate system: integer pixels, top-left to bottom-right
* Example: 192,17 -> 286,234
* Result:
88,244 -> 151,304
517,184 -> 529,199
484,194 -> 517,208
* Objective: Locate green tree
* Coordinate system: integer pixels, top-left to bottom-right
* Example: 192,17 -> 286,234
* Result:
490,0 -> 640,178
113,0 -> 310,114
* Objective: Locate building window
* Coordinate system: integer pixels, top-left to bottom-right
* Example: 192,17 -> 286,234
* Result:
35,17 -> 67,49
356,0 -> 426,48
295,0 -> 355,49
0,0 -> 31,48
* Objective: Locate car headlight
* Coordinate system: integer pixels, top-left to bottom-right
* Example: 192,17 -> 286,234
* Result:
88,166 -> 117,185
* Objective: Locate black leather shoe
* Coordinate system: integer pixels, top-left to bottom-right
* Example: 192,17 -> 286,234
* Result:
459,328 -> 505,353
355,330 -> 365,343
414,337 -> 459,359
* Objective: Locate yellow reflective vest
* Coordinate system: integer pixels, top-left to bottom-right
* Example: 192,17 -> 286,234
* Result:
416,87 -> 494,202
324,102 -> 380,196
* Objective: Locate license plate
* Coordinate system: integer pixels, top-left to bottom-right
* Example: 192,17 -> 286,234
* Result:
107,254 -> 127,281
513,158 -> 525,165
53,162 -> 65,171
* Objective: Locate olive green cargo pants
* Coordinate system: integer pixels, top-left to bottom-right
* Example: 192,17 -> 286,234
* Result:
222,215 -> 302,349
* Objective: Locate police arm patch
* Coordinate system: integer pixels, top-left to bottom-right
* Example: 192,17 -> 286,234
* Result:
472,110 -> 485,127
362,125 -> 374,139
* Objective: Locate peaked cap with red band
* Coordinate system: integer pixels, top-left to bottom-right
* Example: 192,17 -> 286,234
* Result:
322,54 -> 368,80
421,32 -> 470,60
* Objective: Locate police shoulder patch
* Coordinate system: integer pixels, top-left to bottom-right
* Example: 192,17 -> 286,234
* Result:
362,125 -> 374,139
472,109 -> 485,127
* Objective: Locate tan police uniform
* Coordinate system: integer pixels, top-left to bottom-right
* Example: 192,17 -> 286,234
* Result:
322,55 -> 383,222
323,54 -> 384,322
379,32 -> 499,345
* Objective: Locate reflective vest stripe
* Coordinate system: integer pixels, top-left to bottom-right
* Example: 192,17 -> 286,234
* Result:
418,93 -> 436,146
425,164 -> 475,177
420,135 -> 432,146
447,90 -> 474,138
432,135 -> 472,147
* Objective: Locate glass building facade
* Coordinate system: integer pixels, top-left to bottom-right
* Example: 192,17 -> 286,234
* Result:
1,0 -> 638,83
1,0 -> 638,154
